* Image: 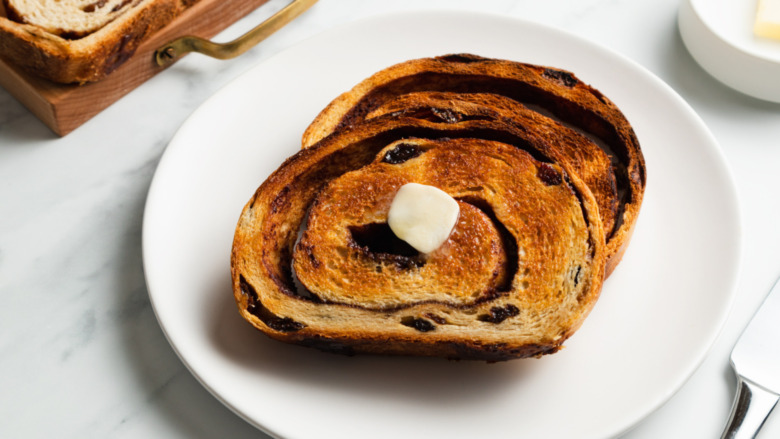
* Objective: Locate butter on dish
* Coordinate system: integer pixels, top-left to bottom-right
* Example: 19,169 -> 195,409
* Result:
755,0 -> 780,40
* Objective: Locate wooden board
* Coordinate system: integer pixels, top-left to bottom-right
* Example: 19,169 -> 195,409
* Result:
0,0 -> 271,136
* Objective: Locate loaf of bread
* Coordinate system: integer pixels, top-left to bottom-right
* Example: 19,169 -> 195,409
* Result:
232,116 -> 606,361
0,0 -> 198,83
302,54 -> 646,277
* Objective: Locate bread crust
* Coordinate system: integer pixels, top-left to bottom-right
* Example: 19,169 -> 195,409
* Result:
301,54 -> 646,277
231,118 -> 606,361
0,0 -> 190,83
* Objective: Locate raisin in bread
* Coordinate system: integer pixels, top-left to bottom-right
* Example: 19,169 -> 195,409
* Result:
231,122 -> 606,361
0,0 -> 198,83
301,54 -> 646,277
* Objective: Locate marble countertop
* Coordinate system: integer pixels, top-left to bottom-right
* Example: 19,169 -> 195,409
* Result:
2,0 -> 780,437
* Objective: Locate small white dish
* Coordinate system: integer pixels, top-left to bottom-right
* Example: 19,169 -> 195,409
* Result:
679,0 -> 780,102
143,10 -> 742,439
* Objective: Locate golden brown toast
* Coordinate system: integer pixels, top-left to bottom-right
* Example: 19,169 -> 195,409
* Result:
232,119 -> 606,361
302,54 -> 646,277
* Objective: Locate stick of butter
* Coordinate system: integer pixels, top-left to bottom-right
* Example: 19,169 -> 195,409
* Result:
755,0 -> 780,40
387,183 -> 459,254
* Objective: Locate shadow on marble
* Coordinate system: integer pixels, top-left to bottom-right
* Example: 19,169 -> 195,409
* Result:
660,14 -> 780,116
0,89 -> 59,143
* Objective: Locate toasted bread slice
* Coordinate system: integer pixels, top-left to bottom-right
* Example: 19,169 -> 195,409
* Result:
301,54 -> 646,276
232,122 -> 606,361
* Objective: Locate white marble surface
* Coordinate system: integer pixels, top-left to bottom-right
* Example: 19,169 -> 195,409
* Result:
1,0 -> 779,437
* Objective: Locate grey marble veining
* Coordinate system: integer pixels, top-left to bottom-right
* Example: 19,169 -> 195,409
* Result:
2,0 -> 780,437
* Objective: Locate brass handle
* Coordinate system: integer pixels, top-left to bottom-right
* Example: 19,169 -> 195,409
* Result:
155,0 -> 317,67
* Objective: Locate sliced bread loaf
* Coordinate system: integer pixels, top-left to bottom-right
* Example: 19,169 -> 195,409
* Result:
0,0 -> 196,83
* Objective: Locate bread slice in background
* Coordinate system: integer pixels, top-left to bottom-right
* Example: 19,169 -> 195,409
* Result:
0,0 -> 198,83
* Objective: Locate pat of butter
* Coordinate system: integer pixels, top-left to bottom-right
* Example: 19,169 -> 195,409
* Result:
387,183 -> 459,254
755,0 -> 780,40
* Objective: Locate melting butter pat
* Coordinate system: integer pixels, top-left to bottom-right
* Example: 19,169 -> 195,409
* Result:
755,0 -> 780,40
387,183 -> 459,254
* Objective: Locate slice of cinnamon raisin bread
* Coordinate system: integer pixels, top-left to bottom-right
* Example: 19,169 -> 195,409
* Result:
232,122 -> 606,361
4,0 -> 180,38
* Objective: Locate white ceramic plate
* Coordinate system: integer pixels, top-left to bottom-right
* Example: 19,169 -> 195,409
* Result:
679,0 -> 780,102
143,11 -> 742,439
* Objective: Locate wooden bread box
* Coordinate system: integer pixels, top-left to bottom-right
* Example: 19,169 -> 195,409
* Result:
0,0 -> 298,136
